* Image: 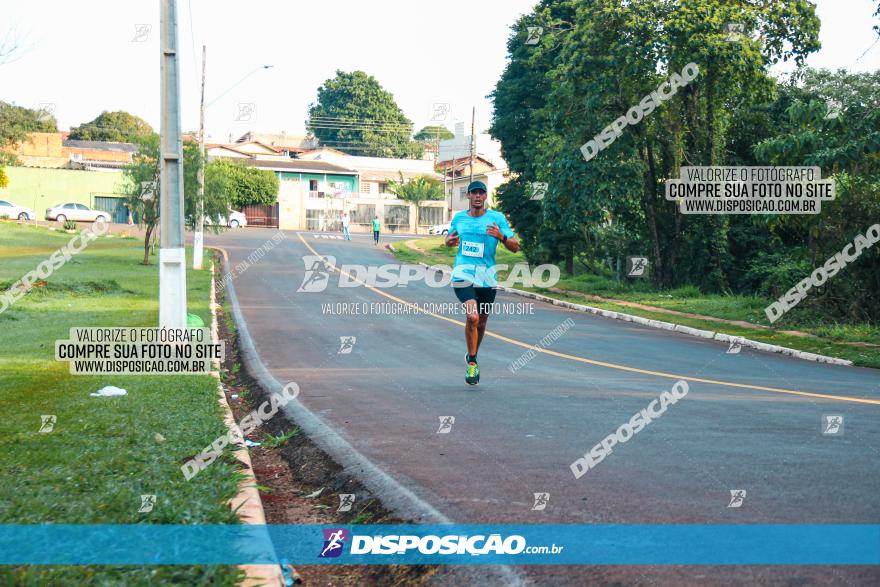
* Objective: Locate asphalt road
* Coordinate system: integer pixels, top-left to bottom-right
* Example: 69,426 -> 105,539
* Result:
208,228 -> 880,586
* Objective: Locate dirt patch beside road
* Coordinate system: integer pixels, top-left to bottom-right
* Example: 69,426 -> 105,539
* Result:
214,255 -> 439,586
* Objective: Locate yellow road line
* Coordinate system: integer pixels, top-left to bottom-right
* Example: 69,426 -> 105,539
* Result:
293,234 -> 879,406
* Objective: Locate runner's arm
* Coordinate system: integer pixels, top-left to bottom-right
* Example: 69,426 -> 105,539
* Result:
488,220 -> 519,253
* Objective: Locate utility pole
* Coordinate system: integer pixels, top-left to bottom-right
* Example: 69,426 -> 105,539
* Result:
193,44 -> 206,270
469,106 -> 475,184
159,0 -> 187,329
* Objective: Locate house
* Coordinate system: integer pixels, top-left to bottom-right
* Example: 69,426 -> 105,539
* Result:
63,139 -> 138,171
298,149 -> 441,194
210,135 -> 448,233
235,132 -> 319,157
242,158 -> 361,231
437,122 -> 509,211
437,154 -> 508,212
297,149 -> 447,229
2,131 -> 138,171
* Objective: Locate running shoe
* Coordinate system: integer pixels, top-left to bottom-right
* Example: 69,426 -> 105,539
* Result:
465,359 -> 480,386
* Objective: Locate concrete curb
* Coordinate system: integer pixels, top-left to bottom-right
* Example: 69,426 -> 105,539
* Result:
211,246 -> 532,587
210,271 -> 286,587
415,262 -> 852,367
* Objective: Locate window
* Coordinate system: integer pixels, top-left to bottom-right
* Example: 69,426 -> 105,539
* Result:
384,205 -> 409,229
459,187 -> 466,198
76,204 -> 90,210
419,206 -> 444,226
309,179 -> 318,191
64,204 -> 76,209
379,182 -> 389,194
352,204 -> 375,224
0,201 -> 10,207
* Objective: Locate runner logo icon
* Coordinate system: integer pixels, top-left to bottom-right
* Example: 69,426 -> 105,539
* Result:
531,493 -> 549,511
728,489 -> 746,508
338,336 -> 356,354
822,414 -> 844,435
39,415 -> 57,433
627,256 -> 648,277
298,255 -> 336,293
338,494 -> 355,512
319,528 -> 349,558
437,416 -> 455,434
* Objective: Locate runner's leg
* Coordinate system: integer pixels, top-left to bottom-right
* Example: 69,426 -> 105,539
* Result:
454,283 -> 481,385
464,298 -> 480,358
473,287 -> 496,357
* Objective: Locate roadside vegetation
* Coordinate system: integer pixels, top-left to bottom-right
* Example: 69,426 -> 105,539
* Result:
490,1 -> 880,329
393,235 -> 880,368
0,223 -> 242,585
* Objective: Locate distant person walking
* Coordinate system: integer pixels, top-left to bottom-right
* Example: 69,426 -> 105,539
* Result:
342,212 -> 351,241
372,215 -> 381,245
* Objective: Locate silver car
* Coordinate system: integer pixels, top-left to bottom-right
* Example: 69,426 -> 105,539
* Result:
45,203 -> 110,223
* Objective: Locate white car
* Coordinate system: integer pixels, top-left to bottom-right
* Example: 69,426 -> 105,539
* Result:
427,222 -> 451,235
0,199 -> 35,220
205,210 -> 248,228
45,203 -> 109,223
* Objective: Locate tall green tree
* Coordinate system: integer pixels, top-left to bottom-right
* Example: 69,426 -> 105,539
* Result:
491,0 -> 820,291
69,111 -> 153,143
0,101 -> 58,185
752,69 -> 880,321
122,136 -> 241,265
307,70 -> 421,158
414,125 -> 454,141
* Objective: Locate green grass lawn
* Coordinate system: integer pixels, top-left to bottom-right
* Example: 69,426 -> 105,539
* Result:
394,235 -> 880,368
0,223 -> 243,585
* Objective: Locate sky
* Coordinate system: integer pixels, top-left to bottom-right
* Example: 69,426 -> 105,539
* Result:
2,0 -> 878,145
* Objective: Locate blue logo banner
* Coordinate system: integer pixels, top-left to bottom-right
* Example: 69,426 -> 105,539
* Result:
1,524 -> 878,565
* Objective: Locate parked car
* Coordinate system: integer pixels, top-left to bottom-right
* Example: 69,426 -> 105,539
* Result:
427,222 -> 451,235
45,203 -> 109,223
0,199 -> 35,220
205,210 -> 248,228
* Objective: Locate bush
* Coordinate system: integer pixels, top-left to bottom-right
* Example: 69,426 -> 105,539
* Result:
62,220 -> 78,231
745,251 -> 812,297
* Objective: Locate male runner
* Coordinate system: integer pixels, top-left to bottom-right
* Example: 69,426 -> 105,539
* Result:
372,214 -> 381,245
445,180 -> 519,385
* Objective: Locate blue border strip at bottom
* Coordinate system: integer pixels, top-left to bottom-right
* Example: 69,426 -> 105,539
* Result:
1,525 -> 878,565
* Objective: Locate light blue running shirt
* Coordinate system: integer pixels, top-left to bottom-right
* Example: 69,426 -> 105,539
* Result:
450,209 -> 514,287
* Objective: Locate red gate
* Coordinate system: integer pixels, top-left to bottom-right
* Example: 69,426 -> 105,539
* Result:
241,204 -> 278,228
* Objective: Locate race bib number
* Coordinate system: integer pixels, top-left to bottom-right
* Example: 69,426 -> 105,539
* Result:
461,241 -> 485,258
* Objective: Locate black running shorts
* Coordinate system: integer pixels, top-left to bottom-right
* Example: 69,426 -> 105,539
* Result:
453,282 -> 497,313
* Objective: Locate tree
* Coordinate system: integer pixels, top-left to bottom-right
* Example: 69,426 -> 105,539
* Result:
69,111 -> 153,143
122,135 -> 239,265
1,101 -> 57,154
211,160 -> 279,208
121,135 -> 161,265
752,69 -> 880,321
0,101 -> 57,188
307,70 -> 421,158
387,173 -> 444,211
414,125 -> 454,141
491,0 -> 820,291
